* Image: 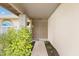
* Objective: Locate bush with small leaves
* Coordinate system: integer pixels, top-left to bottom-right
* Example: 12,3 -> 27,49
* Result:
0,27 -> 32,56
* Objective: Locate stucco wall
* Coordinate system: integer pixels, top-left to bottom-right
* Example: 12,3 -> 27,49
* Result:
48,3 -> 79,56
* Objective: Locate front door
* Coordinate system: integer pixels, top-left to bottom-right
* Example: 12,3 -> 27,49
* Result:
32,19 -> 48,41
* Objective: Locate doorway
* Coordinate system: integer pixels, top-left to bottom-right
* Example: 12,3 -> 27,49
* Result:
32,19 -> 48,41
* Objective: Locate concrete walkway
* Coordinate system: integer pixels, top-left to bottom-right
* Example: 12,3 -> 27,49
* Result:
32,41 -> 48,56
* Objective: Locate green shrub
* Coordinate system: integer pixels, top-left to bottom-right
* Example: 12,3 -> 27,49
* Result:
0,27 -> 32,56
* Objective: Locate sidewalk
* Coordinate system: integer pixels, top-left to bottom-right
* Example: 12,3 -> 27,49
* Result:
32,41 -> 48,56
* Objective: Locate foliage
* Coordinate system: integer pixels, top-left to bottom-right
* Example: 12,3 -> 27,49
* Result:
0,27 -> 32,56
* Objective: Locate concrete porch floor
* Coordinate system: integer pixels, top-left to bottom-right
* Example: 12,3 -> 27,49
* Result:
32,41 -> 48,56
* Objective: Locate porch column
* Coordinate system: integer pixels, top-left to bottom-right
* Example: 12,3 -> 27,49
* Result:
18,14 -> 27,28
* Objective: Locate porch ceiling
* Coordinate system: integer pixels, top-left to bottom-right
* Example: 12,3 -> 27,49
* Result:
12,3 -> 60,19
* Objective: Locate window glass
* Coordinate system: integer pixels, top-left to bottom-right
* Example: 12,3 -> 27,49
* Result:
1,21 -> 13,27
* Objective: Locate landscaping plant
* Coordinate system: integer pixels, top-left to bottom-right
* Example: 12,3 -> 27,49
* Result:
0,27 -> 32,56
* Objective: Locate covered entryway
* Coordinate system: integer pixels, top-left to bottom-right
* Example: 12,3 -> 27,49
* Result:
12,3 -> 59,41
0,3 -> 60,56
11,3 -> 60,56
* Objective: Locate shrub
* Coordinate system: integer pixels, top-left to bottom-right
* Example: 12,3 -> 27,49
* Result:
0,27 -> 32,56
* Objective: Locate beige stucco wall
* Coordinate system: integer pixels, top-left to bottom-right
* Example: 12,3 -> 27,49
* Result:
48,3 -> 79,56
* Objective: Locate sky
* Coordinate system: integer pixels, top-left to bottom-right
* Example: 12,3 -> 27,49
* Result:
0,6 -> 18,18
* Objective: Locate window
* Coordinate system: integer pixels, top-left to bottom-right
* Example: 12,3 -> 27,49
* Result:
0,6 -> 18,34
0,20 -> 13,34
1,21 -> 13,27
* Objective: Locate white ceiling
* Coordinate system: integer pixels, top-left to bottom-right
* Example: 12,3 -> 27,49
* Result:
13,3 -> 60,19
